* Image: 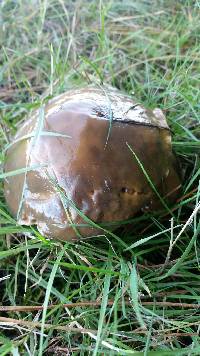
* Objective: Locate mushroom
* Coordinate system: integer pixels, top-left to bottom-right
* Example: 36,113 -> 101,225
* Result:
4,87 -> 181,241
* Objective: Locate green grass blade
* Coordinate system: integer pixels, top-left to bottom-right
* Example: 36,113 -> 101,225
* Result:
38,246 -> 66,356
129,263 -> 146,329
93,264 -> 111,356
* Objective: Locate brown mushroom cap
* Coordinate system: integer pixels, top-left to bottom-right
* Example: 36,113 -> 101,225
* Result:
4,87 -> 181,241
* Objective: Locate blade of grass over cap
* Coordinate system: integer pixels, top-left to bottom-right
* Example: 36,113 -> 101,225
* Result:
0,164 -> 47,179
3,131 -> 71,153
126,142 -> 173,216
46,171 -> 130,251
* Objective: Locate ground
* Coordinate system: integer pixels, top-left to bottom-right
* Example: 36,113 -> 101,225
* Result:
0,0 -> 200,355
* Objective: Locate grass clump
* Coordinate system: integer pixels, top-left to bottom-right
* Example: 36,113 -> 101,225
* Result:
0,0 -> 200,354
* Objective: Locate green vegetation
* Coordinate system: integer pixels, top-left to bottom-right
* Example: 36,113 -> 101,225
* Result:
0,0 -> 200,354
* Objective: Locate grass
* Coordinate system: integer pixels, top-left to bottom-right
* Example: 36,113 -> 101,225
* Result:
0,0 -> 200,354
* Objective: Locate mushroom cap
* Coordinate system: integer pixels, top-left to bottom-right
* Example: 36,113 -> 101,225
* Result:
4,87 -> 181,241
